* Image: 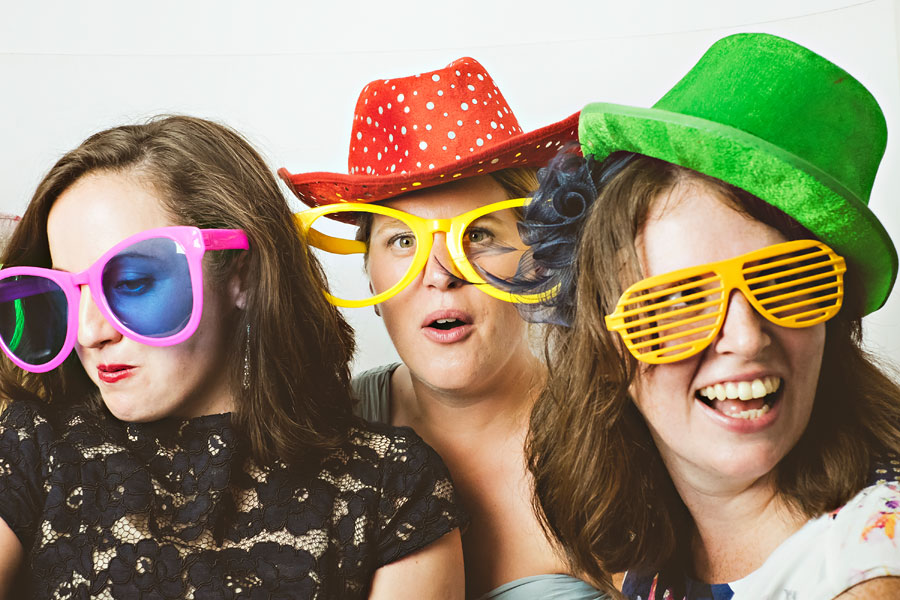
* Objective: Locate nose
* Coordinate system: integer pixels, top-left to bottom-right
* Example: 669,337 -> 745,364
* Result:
421,232 -> 468,290
712,290 -> 771,358
77,286 -> 122,349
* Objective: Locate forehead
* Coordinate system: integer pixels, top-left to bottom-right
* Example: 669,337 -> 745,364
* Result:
380,175 -> 507,218
47,171 -> 174,270
637,184 -> 788,277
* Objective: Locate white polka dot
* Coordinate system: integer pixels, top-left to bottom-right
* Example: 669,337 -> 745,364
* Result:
387,103 -> 391,109
377,152 -> 382,160
443,146 -> 448,150
357,132 -> 363,139
426,102 -> 435,110
405,150 -> 409,156
378,106 -> 383,114
429,163 -> 435,169
546,141 -> 553,148
467,84 -> 475,91
476,138 -> 484,146
432,74 -> 440,82
413,90 -> 418,95
426,124 -> 432,130
419,141 -> 428,150
391,164 -> 396,172
383,146 -> 388,152
391,84 -> 396,90
455,70 -> 461,76
366,117 -> 372,125
413,124 -> 418,130
389,134 -> 394,142
457,120 -> 463,126
437,90 -> 444,96
471,99 -> 478,105
443,112 -> 449,117
416,161 -> 422,167
455,155 -> 461,160
461,103 -> 468,111
448,131 -> 456,139
486,133 -> 492,140
491,158 -> 500,164
477,74 -> 484,80
504,107 -> 509,113
475,120 -> 480,124
363,146 -> 368,152
397,93 -> 404,102
401,126 -> 407,134
497,110 -> 503,118
366,166 -> 373,173
404,106 -> 410,113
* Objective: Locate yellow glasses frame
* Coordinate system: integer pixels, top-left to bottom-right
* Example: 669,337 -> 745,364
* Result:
604,239 -> 846,364
295,198 -> 551,307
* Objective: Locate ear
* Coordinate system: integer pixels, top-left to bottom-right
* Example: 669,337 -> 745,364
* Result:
230,273 -> 248,310
368,281 -> 381,317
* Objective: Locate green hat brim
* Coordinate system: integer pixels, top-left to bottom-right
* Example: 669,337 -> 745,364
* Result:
580,102 -> 897,315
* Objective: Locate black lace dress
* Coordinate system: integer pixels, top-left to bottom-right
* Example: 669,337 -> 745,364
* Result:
0,400 -> 465,599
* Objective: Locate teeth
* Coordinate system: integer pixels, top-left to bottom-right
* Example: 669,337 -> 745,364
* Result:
435,318 -> 456,324
700,376 -> 782,402
724,403 -> 772,420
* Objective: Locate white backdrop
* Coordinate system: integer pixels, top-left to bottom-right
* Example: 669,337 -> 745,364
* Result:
2,0 -> 898,373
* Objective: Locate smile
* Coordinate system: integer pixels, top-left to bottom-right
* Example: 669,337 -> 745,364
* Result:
696,376 -> 782,420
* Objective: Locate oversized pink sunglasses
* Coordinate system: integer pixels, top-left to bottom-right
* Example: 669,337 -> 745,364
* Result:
0,226 -> 248,373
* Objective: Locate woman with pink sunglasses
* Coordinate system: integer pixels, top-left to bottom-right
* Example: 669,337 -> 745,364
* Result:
0,116 -> 465,599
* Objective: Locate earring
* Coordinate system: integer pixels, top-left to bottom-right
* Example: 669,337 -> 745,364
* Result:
374,304 -> 381,317
242,323 -> 251,390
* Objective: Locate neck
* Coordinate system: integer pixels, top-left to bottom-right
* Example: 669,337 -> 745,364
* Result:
392,351 -> 543,437
671,469 -> 808,583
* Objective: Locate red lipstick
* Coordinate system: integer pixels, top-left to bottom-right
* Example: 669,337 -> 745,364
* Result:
97,364 -> 135,383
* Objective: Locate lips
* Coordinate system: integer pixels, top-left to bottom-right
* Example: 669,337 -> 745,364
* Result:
421,309 -> 473,344
97,364 -> 136,383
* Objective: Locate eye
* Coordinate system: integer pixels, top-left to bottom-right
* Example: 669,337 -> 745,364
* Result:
663,286 -> 705,309
389,234 -> 416,250
466,228 -> 491,244
112,274 -> 155,295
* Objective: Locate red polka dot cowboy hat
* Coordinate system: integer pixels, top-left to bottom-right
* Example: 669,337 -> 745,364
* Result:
278,57 -> 579,206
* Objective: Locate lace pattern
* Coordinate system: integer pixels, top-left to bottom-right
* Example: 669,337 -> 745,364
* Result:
0,400 -> 464,599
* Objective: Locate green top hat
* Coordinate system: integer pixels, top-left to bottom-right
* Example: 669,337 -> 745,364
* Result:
580,32 -> 896,314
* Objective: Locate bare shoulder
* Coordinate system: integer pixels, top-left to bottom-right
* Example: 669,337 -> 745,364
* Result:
0,517 -> 24,598
368,529 -> 464,600
834,576 -> 900,598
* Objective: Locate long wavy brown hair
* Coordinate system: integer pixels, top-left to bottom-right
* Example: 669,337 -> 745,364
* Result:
0,115 -> 357,467
527,154 -> 900,593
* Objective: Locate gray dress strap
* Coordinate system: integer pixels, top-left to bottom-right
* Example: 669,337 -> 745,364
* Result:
351,362 -> 401,424
476,574 -> 608,599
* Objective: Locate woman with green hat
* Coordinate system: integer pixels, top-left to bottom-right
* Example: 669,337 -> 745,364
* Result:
511,33 -> 900,599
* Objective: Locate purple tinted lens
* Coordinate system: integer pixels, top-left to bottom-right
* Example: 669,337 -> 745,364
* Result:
0,275 -> 68,366
101,237 -> 193,338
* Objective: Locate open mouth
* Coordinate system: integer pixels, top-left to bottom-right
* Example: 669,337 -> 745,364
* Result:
695,376 -> 783,420
428,317 -> 468,331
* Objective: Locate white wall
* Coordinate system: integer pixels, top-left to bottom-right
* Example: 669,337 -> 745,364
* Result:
2,0 -> 898,373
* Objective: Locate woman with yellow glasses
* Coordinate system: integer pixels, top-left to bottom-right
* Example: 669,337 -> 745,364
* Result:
282,59 -> 607,599
512,34 -> 900,599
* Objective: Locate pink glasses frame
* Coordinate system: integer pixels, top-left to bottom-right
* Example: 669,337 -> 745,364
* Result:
0,226 -> 249,373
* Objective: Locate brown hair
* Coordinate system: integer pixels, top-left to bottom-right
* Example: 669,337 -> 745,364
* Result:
0,115 -> 357,467
527,154 -> 900,590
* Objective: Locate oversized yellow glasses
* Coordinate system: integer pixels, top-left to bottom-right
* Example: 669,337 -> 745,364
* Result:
605,239 -> 846,364
295,198 -> 548,307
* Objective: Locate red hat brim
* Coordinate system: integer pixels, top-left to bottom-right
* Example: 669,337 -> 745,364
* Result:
279,112 -> 579,207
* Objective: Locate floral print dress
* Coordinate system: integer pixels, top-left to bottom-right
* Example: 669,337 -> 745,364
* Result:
0,400 -> 465,599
